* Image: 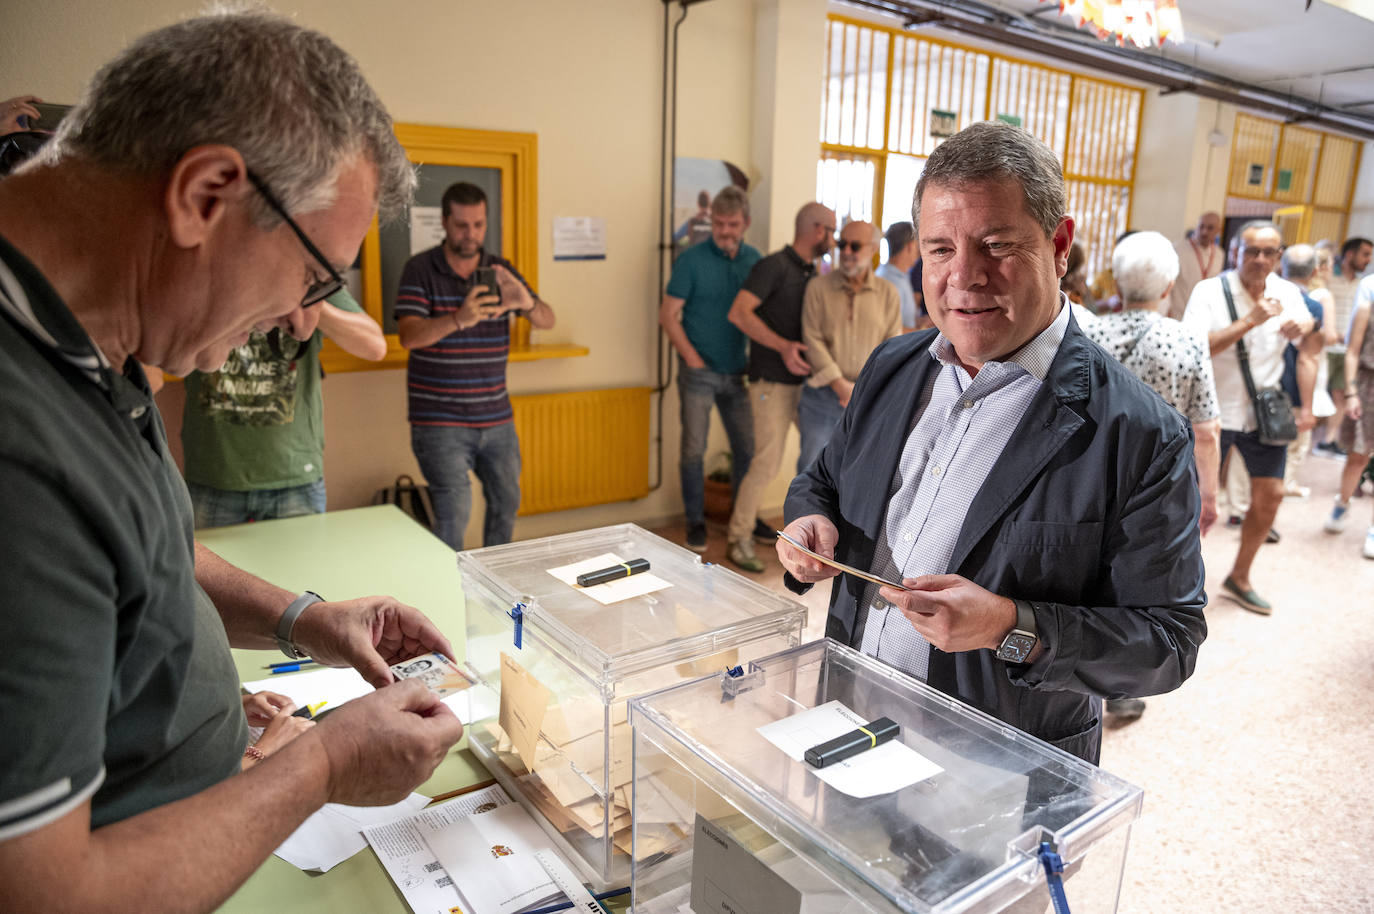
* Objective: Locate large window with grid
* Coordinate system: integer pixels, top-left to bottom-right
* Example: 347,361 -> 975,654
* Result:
1226,112 -> 1362,245
819,14 -> 1144,276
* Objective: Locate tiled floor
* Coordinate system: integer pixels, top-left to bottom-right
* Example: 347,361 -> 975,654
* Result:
650,451 -> 1374,913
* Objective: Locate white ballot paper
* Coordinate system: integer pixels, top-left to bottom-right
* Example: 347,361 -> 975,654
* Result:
274,793 -> 429,872
757,700 -> 943,799
243,666 -> 472,723
418,801 -> 569,914
546,552 -> 671,605
365,785 -> 512,914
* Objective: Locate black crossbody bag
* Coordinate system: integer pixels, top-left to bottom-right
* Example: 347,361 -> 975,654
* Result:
1221,273 -> 1297,446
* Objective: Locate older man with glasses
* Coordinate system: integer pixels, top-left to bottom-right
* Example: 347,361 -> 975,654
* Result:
0,11 -> 464,910
1183,221 -> 1314,614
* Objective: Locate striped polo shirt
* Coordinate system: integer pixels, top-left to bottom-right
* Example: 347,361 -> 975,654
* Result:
394,245 -> 533,428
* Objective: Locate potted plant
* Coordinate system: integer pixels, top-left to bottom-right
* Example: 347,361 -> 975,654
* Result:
704,452 -> 733,524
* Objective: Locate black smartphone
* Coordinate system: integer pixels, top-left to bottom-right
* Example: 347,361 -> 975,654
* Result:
472,267 -> 501,305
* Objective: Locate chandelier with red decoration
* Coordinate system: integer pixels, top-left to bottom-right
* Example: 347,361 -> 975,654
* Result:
1044,0 -> 1186,47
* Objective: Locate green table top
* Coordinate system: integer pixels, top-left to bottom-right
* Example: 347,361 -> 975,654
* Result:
201,505 -> 491,913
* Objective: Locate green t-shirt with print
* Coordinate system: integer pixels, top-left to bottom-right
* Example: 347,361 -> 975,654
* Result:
181,289 -> 363,491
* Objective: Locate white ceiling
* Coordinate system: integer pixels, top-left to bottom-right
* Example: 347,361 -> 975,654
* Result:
1002,0 -> 1374,114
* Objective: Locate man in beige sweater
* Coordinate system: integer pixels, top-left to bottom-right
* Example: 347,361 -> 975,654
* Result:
799,221 -> 902,474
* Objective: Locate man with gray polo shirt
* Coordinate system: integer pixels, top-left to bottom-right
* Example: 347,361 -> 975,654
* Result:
0,13 -> 462,909
776,123 -> 1206,764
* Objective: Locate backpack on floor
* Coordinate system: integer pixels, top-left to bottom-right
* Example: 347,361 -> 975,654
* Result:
372,474 -> 436,531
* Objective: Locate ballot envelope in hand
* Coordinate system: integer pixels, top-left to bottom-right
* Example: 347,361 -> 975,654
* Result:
391,652 -> 473,698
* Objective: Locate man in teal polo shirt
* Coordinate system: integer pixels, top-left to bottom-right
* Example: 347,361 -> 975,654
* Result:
659,186 -> 767,552
181,287 -> 386,526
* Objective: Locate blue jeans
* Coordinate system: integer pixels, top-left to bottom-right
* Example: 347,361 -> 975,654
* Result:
677,363 -> 754,527
798,384 -> 846,474
188,479 -> 327,529
411,422 -> 521,550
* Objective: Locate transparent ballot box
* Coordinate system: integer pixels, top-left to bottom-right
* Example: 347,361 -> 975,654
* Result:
458,524 -> 808,889
629,639 -> 1143,914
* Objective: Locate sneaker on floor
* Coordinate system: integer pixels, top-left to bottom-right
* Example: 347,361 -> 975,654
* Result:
1222,575 -> 1272,615
1225,514 -> 1244,528
685,523 -> 708,553
727,539 -> 765,573
1283,485 -> 1310,499
752,518 -> 776,544
1265,527 -> 1281,544
1364,526 -> 1374,560
1324,500 -> 1350,535
1105,698 -> 1146,721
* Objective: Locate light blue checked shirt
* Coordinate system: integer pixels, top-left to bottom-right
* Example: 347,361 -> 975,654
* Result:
858,299 -> 1073,680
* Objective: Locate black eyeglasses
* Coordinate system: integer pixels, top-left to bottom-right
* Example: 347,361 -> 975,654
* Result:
836,240 -> 868,253
246,170 -> 344,307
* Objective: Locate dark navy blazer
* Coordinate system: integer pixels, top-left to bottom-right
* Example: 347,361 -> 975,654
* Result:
784,316 -> 1208,763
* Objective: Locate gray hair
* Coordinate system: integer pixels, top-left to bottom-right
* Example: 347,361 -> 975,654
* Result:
1281,244 -> 1316,280
913,121 -> 1065,239
45,7 -> 414,224
1238,220 -> 1280,243
1112,231 -> 1179,304
710,186 -> 750,221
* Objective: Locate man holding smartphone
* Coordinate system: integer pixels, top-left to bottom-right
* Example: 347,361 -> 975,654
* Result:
394,182 -> 556,550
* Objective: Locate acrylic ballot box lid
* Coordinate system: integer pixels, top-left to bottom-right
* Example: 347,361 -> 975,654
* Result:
456,524 -> 808,684
629,639 -> 1143,914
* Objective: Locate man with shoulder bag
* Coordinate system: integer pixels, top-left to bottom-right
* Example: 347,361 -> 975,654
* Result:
1183,220 -> 1313,614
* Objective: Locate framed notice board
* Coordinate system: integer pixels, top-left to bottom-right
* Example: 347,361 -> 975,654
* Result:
321,124 -> 538,373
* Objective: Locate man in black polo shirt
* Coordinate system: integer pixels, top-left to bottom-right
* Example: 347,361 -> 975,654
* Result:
724,202 -> 836,572
0,12 -> 462,910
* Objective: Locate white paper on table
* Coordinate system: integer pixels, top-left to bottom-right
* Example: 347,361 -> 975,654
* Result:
273,793 -> 429,872
364,785 -> 511,914
546,552 -> 671,605
242,666 -> 472,723
756,700 -> 943,799
416,802 -> 568,914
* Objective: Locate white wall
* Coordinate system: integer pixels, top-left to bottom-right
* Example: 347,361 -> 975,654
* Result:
0,0 -> 829,546
1346,141 -> 1374,241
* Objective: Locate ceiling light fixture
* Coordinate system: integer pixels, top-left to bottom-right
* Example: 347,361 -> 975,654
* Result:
1044,0 -> 1186,48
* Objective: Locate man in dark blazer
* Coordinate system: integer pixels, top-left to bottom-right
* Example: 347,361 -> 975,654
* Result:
777,122 -> 1207,764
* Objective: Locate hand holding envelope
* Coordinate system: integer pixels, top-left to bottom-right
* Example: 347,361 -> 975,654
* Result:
776,522 -> 909,590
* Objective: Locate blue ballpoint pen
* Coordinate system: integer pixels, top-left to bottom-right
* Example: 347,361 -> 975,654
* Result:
269,662 -> 318,674
266,658 -> 319,671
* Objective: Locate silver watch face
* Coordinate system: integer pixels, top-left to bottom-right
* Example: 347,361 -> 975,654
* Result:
997,632 -> 1036,663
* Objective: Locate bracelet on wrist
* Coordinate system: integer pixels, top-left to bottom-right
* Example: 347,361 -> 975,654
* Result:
243,745 -> 266,762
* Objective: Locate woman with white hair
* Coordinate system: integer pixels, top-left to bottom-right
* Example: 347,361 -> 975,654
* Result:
1084,231 -> 1223,533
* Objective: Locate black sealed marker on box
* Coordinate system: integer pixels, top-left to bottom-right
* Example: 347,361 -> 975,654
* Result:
576,557 -> 651,588
804,716 -> 900,768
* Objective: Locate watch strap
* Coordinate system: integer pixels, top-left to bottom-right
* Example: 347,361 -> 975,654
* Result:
275,591 -> 324,659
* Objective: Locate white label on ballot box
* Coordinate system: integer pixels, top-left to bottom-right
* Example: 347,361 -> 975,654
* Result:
690,814 -> 801,914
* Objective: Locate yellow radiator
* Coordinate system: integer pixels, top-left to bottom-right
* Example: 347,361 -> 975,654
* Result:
510,386 -> 651,515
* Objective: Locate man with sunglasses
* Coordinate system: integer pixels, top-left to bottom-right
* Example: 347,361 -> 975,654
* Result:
0,12 -> 464,911
798,220 -> 901,476
180,287 -> 386,527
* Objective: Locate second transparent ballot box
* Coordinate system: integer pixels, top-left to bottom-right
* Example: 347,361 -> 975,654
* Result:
457,523 -> 808,888
629,639 -> 1143,913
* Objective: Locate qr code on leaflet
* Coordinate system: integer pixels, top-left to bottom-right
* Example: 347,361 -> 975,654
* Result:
435,876 -> 453,888
424,861 -> 444,873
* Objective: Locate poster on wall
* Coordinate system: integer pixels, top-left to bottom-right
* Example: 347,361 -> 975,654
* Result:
552,217 -> 607,261
409,206 -> 445,255
1247,163 -> 1264,186
930,109 -> 959,138
672,157 -> 750,256
1276,169 -> 1293,192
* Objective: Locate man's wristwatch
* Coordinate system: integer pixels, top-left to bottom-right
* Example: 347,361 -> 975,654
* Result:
995,599 -> 1039,664
275,591 -> 324,659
